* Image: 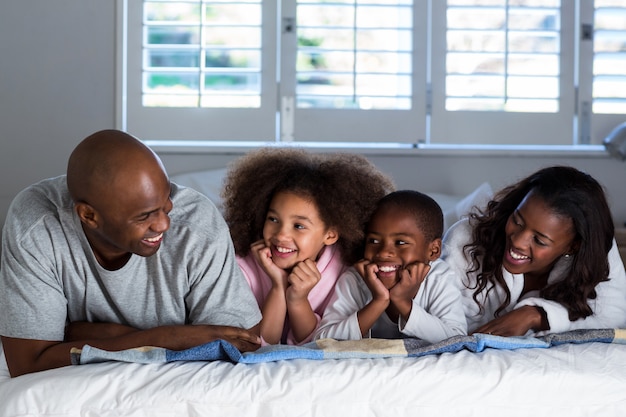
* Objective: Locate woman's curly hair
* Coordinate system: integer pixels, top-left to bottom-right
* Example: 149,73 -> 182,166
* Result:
222,148 -> 395,264
465,166 -> 614,321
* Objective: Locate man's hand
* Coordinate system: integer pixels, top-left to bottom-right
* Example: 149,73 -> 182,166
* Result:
203,324 -> 261,352
3,323 -> 262,378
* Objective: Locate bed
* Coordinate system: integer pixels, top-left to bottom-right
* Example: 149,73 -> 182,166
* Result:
2,169 -> 626,417
2,331 -> 626,416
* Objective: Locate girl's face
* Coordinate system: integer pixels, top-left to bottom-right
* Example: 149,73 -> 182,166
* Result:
503,191 -> 576,278
363,206 -> 440,289
263,191 -> 338,271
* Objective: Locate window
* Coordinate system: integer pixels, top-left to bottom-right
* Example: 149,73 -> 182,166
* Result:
142,1 -> 263,109
587,0 -> 626,143
117,0 -> 626,147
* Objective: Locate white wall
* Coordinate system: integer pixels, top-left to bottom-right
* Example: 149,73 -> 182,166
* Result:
0,1 -> 116,226
158,151 -> 626,229
1,1 -> 625,230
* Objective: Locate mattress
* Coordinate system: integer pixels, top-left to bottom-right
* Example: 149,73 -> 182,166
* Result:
2,339 -> 626,417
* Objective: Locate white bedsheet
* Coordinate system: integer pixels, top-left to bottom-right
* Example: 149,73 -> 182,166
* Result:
2,342 -> 626,417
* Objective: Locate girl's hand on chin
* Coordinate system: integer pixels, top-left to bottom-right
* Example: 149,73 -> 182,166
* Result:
251,240 -> 288,288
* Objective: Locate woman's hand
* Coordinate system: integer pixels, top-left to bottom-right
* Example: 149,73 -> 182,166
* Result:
474,306 -> 548,336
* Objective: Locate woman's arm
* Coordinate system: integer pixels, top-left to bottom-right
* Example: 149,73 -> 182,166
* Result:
516,240 -> 626,334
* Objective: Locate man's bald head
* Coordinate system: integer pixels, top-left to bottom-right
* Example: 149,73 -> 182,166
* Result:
67,129 -> 167,204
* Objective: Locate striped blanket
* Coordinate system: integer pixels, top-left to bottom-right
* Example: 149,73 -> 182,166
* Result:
70,328 -> 626,365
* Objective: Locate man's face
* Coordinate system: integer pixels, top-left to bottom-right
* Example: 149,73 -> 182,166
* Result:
83,169 -> 173,269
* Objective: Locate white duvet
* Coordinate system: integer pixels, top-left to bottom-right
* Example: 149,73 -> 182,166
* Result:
2,342 -> 626,417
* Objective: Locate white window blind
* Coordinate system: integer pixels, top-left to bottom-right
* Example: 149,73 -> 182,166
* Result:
142,0 -> 263,108
593,0 -> 626,114
124,0 -> 277,141
118,0 -> 626,147
428,0 -> 575,146
444,0 -> 561,113
295,0 -> 412,110
286,0 -> 425,142
587,0 -> 626,143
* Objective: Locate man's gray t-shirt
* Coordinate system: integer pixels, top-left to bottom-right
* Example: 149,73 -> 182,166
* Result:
0,175 -> 261,341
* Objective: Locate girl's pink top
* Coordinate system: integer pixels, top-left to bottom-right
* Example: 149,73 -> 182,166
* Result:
236,244 -> 347,345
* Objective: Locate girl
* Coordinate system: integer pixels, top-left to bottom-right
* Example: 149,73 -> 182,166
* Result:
442,166 -> 626,336
222,148 -> 394,345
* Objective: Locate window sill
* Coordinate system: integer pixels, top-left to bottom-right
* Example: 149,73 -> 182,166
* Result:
144,140 -> 609,159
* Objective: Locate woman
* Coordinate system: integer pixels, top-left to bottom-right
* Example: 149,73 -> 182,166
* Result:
442,166 -> 626,336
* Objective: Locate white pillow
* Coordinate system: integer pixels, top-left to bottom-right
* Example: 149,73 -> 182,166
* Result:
430,182 -> 493,232
170,168 -> 228,212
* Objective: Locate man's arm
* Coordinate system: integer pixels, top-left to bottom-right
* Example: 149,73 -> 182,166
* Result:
2,324 -> 261,377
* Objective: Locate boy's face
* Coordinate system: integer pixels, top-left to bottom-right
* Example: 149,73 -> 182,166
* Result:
363,206 -> 440,289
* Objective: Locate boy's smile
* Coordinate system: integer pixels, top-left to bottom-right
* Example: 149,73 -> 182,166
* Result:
364,205 -> 437,289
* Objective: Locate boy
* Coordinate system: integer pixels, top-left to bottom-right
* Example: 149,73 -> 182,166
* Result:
315,190 -> 467,342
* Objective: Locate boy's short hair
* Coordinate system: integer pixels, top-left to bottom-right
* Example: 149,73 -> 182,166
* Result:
374,190 -> 444,242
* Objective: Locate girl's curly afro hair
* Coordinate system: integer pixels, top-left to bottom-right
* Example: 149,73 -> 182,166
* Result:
222,147 -> 395,264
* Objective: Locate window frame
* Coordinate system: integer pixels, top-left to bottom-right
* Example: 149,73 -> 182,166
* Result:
119,0 -> 278,142
116,0 -> 621,152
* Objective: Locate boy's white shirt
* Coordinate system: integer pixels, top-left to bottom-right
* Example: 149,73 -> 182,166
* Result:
315,258 -> 467,343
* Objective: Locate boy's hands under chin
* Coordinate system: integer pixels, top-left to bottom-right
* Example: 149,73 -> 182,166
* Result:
355,259 -> 390,303
388,261 -> 431,322
389,261 -> 430,300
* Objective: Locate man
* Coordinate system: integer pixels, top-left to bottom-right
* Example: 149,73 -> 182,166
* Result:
0,129 -> 262,377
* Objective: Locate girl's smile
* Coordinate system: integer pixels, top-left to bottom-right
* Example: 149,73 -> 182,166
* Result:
263,191 -> 338,271
271,244 -> 297,258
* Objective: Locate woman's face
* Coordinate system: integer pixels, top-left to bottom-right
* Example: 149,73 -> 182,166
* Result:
503,191 -> 576,277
